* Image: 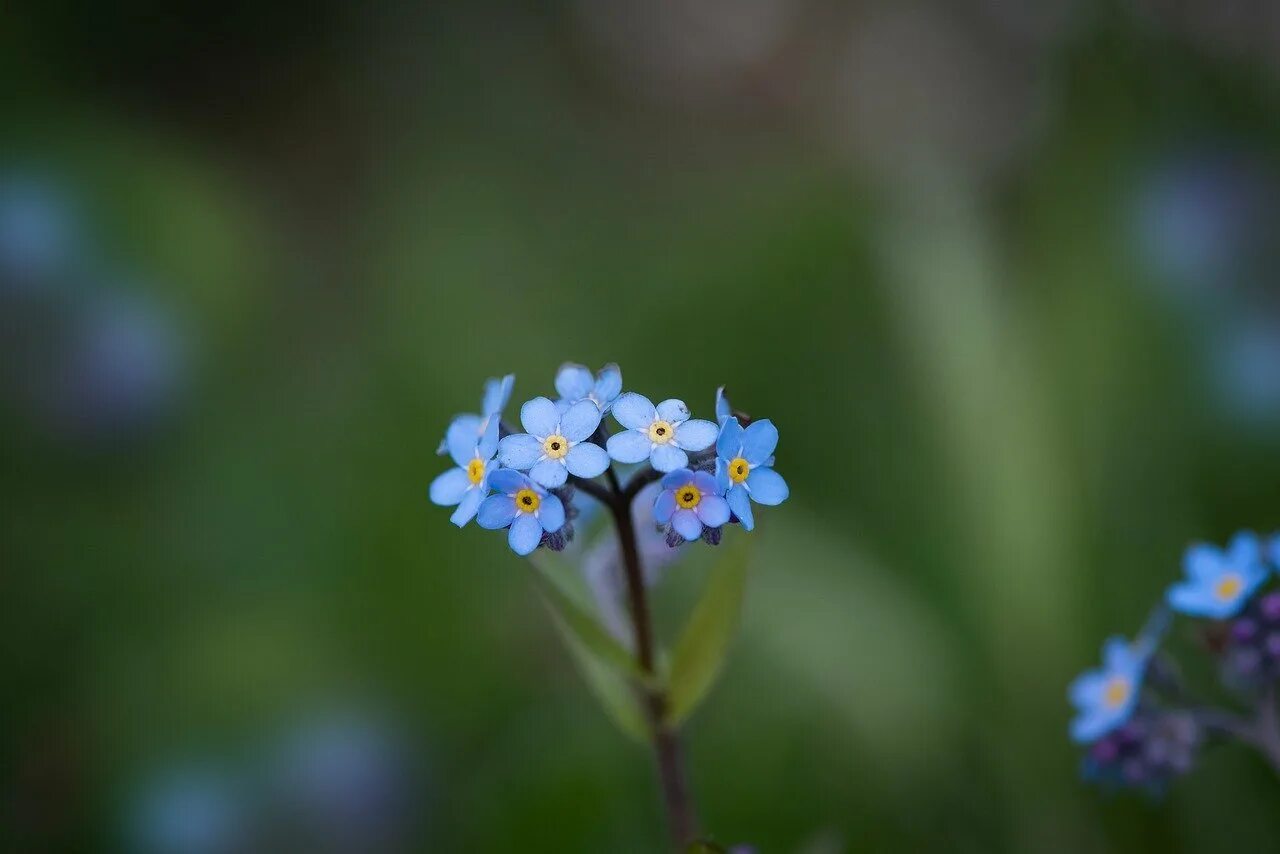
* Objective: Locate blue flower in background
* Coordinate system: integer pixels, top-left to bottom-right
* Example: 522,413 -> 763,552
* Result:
555,362 -> 621,413
436,374 -> 513,456
606,393 -> 718,472
714,418 -> 788,531
498,397 -> 610,488
714,385 -> 732,425
654,468 -> 730,542
477,469 -> 566,556
1166,532 -> 1268,619
1069,637 -> 1149,744
429,417 -> 498,527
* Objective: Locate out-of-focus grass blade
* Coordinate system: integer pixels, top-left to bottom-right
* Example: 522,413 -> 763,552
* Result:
665,534 -> 752,725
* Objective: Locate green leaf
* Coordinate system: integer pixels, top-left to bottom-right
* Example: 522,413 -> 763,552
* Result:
549,611 -> 649,742
528,558 -> 641,679
665,534 -> 752,725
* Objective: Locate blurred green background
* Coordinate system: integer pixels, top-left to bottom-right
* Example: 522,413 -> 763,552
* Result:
3,1 -> 1280,851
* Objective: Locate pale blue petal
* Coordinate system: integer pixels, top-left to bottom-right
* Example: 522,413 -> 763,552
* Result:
594,364 -> 622,405
450,488 -> 485,527
477,415 -> 500,460
539,494 -> 566,533
696,494 -> 730,527
446,416 -> 480,468
746,467 -> 789,506
1068,671 -> 1105,707
741,419 -> 779,466
607,430 -> 652,464
429,467 -> 470,506
488,468 -> 528,494
650,443 -> 688,472
565,442 -> 609,477
529,458 -> 568,488
477,495 -> 517,529
727,485 -> 754,531
560,399 -> 602,442
714,385 -> 731,424
555,363 -> 594,401
654,489 -> 676,524
661,468 -> 695,489
714,460 -> 730,493
498,434 -> 542,470
1102,636 -> 1135,672
508,514 -> 543,555
1070,710 -> 1116,744
1184,544 -> 1221,581
1167,583 -> 1221,618
520,396 -> 559,437
692,470 -> 719,495
672,508 -> 703,540
612,392 -> 656,430
482,374 -> 514,416
674,419 -> 717,451
656,398 -> 691,423
716,418 -> 744,460
1229,531 -> 1262,567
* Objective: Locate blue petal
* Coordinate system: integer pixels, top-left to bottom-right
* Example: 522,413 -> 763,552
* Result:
612,392 -> 655,430
441,414 -> 479,460
477,494 -> 517,529
555,363 -> 594,401
656,399 -> 690,423
594,364 -> 622,405
1102,636 -> 1136,673
429,467 -> 470,506
1270,534 -> 1280,569
1183,544 -> 1222,581
650,443 -> 688,472
450,487 -> 485,527
661,468 -> 695,489
746,467 -> 788,506
529,458 -> 568,488
715,385 -> 732,424
539,494 -> 566,533
488,468 -> 528,494
508,514 -> 543,555
696,494 -> 730,527
565,442 -> 609,478
1068,671 -> 1105,708
477,415 -> 500,460
741,419 -> 779,466
606,430 -> 651,464
482,374 -> 514,416
1070,710 -> 1118,744
727,484 -> 754,531
1167,582 -> 1224,618
1228,531 -> 1262,567
672,508 -> 702,540
692,470 -> 719,495
714,460 -> 730,494
654,489 -> 676,524
445,416 -> 481,468
498,434 -> 542,470
674,419 -> 717,452
520,396 -> 560,437
716,418 -> 744,460
560,399 -> 602,442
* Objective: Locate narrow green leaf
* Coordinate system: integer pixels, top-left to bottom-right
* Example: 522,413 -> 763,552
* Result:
528,561 -> 641,679
546,608 -> 649,742
665,534 -> 752,725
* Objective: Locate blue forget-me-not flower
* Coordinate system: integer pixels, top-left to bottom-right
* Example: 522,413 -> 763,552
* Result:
477,469 -> 566,556
429,417 -> 499,527
1069,636 -> 1149,744
715,418 -> 788,531
606,393 -> 718,473
498,397 -> 610,489
437,374 -> 513,456
555,362 -> 622,414
1166,532 -> 1269,620
655,469 -> 731,541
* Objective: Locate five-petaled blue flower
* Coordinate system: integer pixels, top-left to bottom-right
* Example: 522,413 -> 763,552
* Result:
606,393 -> 718,473
1068,637 -> 1148,743
437,374 -> 513,455
1166,532 -> 1269,619
477,469 -> 566,556
655,469 -> 731,541
498,397 -> 610,489
715,418 -> 788,531
555,362 -> 622,414
429,417 -> 499,527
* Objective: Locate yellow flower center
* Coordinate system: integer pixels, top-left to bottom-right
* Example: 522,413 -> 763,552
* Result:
1102,676 -> 1130,709
515,488 -> 541,514
727,456 -> 750,484
543,434 -> 569,460
675,485 -> 701,510
648,420 -> 674,444
1215,573 -> 1243,601
466,458 -> 486,486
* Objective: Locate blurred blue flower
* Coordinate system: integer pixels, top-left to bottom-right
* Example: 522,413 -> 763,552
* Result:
654,468 -> 730,542
498,397 -> 609,488
714,418 -> 788,531
477,469 -> 566,555
555,361 -> 621,413
128,764 -> 249,854
1166,532 -> 1268,620
0,176 -> 79,293
606,393 -> 718,472
429,416 -> 499,527
1069,636 -> 1149,744
436,374 -> 513,455
1210,317 -> 1280,426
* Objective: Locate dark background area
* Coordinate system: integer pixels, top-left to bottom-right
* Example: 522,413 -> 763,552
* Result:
3,1 -> 1280,851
